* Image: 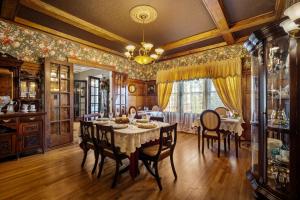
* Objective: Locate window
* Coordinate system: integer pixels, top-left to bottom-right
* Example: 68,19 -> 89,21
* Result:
207,79 -> 224,110
165,82 -> 179,112
164,79 -> 224,113
182,79 -> 205,113
89,76 -> 100,113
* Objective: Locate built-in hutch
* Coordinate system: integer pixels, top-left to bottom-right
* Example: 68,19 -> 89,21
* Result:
0,53 -> 45,159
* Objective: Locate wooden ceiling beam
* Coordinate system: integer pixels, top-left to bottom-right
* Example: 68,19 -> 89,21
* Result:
162,11 -> 276,52
229,11 -> 276,33
14,17 -> 124,57
160,42 -> 227,61
202,0 -> 235,44
19,0 -> 137,46
1,0 -> 20,20
162,29 -> 221,51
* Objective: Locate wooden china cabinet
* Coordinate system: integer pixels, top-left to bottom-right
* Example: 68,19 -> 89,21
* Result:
0,53 -> 45,159
112,72 -> 128,116
244,22 -> 300,200
44,59 -> 73,149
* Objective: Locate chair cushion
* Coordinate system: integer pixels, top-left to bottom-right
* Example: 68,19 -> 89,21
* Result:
142,144 -> 169,157
204,131 -> 225,139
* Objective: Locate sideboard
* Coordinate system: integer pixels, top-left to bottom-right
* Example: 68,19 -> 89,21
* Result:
0,112 -> 46,159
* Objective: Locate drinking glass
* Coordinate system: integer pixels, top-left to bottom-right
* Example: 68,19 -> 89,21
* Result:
100,111 -> 104,118
109,112 -> 113,121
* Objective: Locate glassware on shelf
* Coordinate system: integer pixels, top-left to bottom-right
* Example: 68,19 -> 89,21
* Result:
20,81 -> 27,98
29,82 -> 37,98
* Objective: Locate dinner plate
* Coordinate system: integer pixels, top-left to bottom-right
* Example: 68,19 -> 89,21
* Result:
96,118 -> 109,121
113,124 -> 128,129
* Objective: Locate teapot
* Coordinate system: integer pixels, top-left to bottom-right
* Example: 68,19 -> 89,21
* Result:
7,101 -> 15,113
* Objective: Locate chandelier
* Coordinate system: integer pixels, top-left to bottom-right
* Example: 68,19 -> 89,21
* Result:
124,5 -> 164,65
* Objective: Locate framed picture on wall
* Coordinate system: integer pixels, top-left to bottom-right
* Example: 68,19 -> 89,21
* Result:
128,84 -> 136,93
147,84 -> 156,95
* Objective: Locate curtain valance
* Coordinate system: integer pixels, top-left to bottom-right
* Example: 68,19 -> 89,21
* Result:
156,58 -> 241,84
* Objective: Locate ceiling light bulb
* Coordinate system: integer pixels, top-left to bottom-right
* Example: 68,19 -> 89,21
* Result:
125,45 -> 135,52
280,19 -> 299,33
124,52 -> 131,58
150,54 -> 159,60
155,48 -> 164,55
142,42 -> 154,51
284,2 -> 300,22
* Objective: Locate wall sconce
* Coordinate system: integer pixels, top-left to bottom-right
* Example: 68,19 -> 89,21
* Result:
280,2 -> 300,37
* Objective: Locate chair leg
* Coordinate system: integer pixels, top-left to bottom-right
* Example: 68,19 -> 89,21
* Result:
81,148 -> 89,168
235,134 -> 239,158
142,159 -> 156,177
112,160 -> 120,188
170,152 -> 177,179
97,155 -> 105,178
211,138 -> 213,147
228,134 -> 231,150
207,138 -> 209,149
154,162 -> 162,190
224,138 -> 227,152
202,135 -> 205,154
198,132 -> 200,151
92,150 -> 99,174
217,139 -> 220,157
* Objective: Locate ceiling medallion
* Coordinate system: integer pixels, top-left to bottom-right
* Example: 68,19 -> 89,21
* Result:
125,5 -> 164,65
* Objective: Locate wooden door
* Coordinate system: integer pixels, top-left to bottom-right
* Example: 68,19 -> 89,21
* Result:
112,72 -> 128,116
44,59 -> 73,149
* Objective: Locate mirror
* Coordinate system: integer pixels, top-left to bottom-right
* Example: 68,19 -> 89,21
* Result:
0,68 -> 13,99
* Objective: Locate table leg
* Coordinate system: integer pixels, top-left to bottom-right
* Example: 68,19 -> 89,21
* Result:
129,151 -> 139,179
235,133 -> 239,158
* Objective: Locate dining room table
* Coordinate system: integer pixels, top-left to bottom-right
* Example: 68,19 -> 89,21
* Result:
92,119 -> 169,179
193,117 -> 244,157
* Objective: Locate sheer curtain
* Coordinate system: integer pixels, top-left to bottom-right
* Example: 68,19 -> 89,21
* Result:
163,79 -> 224,133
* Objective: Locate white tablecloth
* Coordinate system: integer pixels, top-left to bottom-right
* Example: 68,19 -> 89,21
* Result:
193,118 -> 243,136
93,121 -> 169,155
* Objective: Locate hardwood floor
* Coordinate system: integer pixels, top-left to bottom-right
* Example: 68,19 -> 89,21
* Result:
0,133 -> 254,200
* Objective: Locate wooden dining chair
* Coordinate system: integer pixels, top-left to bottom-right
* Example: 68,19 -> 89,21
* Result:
139,123 -> 178,190
215,107 -> 231,150
95,124 -> 129,188
83,113 -> 101,121
215,107 -> 229,117
200,110 -> 227,157
79,121 -> 99,174
150,116 -> 164,122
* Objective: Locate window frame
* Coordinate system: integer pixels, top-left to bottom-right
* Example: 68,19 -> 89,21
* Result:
88,76 -> 101,114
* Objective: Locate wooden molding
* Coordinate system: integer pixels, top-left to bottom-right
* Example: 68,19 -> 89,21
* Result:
67,57 -> 116,72
235,36 -> 249,43
19,0 -> 137,46
1,0 -> 20,20
14,17 -> 123,57
162,29 -> 221,51
202,0 -> 235,44
275,0 -> 286,20
160,42 -> 227,61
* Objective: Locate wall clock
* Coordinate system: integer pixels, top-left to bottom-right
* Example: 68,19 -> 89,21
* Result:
128,84 -> 136,93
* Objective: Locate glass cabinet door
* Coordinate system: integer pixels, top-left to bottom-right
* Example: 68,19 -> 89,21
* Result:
46,60 -> 73,148
250,49 -> 261,178
265,35 -> 290,193
74,80 -> 87,120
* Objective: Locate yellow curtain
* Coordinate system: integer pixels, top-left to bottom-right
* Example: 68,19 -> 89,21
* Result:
156,58 -> 241,83
157,82 -> 173,110
212,76 -> 243,119
156,58 -> 243,119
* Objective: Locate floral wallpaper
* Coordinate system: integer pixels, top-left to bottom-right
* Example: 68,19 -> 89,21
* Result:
0,19 -> 250,81
145,44 -> 250,80
0,20 -> 147,80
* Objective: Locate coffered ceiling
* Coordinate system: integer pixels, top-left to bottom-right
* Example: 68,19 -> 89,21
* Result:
0,0 -> 286,60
